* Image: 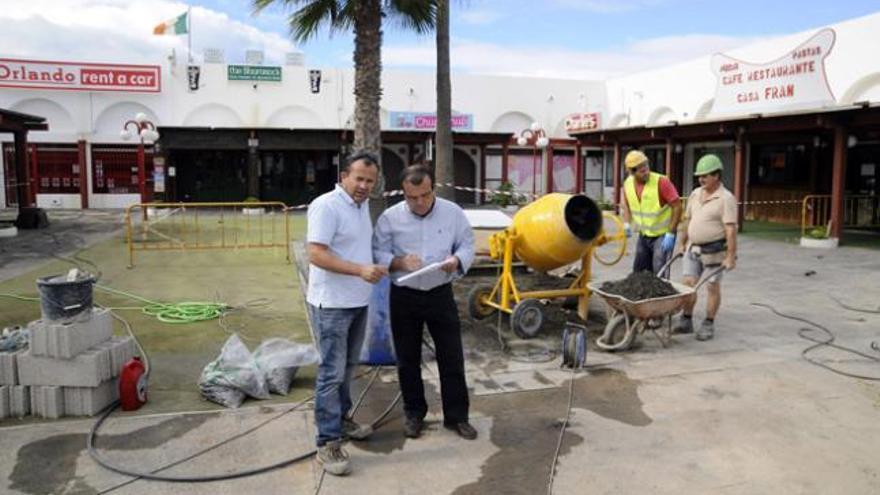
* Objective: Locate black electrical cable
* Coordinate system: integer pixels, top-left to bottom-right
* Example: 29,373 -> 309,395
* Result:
830,295 -> 880,314
89,309 -> 402,490
751,302 -> 880,381
547,367 -> 576,495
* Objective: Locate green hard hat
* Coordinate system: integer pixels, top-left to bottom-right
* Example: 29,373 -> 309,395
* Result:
695,154 -> 723,176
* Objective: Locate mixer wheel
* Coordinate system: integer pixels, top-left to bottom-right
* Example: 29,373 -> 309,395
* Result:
467,284 -> 497,320
511,300 -> 544,339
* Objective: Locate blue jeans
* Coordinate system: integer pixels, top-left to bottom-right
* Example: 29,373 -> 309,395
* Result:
633,234 -> 671,277
308,304 -> 367,446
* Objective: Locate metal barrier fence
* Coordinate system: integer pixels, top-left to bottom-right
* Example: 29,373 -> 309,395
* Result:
801,195 -> 880,237
124,202 -> 291,267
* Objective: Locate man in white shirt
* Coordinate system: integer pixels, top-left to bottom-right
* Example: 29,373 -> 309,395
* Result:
307,151 -> 388,476
373,164 -> 477,441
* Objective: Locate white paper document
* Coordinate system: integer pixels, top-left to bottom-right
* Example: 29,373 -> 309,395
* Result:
396,261 -> 446,284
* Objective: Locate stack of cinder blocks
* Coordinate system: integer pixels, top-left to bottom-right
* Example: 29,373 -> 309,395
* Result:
0,307 -> 137,420
0,346 -> 29,419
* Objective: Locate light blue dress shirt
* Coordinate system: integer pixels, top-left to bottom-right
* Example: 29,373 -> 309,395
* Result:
373,197 -> 475,291
306,185 -> 374,308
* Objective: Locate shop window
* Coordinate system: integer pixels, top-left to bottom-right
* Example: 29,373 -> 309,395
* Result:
92,145 -> 154,194
749,144 -> 810,187
2,143 -> 81,202
584,149 -> 604,199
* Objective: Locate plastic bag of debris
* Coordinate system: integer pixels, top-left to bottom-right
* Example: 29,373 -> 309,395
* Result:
198,334 -> 271,408
0,326 -> 29,352
254,338 -> 319,395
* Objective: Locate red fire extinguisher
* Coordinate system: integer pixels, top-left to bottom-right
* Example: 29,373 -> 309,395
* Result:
119,357 -> 148,411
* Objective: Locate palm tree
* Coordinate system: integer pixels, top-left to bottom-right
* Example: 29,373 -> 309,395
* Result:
433,0 -> 454,201
253,0 -> 436,213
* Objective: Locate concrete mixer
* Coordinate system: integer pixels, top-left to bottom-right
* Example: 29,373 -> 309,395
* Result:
467,193 -> 626,338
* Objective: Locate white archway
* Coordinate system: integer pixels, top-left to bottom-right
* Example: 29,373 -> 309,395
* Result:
647,106 -> 676,126
182,103 -> 243,127
694,99 -> 714,121
93,101 -> 159,135
10,98 -> 75,132
840,73 -> 880,104
552,117 -> 570,138
489,111 -> 535,135
608,113 -> 629,128
265,105 -> 324,128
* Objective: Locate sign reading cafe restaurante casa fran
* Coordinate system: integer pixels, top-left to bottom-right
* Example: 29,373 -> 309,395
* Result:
710,29 -> 836,115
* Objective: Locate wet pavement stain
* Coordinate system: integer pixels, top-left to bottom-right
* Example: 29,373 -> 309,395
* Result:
532,371 -> 554,386
474,378 -> 503,391
701,386 -> 741,400
9,413 -> 213,495
352,380 -> 442,455
572,368 -> 652,427
453,368 -> 651,495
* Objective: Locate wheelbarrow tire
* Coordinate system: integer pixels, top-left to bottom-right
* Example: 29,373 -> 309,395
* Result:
596,314 -> 635,352
511,300 -> 544,339
467,284 -> 497,320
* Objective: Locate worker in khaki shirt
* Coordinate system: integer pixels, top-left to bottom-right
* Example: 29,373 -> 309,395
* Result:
674,154 -> 738,341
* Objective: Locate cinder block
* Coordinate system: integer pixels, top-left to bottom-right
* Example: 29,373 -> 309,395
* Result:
0,350 -> 26,385
95,337 -> 136,378
10,385 -> 30,417
0,386 -> 9,419
30,386 -> 66,419
29,308 -> 113,359
41,386 -> 64,419
29,386 -> 40,417
18,336 -> 134,388
18,348 -> 109,388
64,379 -> 118,416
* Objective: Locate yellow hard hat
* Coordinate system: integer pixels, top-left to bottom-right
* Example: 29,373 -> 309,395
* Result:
624,150 -> 649,169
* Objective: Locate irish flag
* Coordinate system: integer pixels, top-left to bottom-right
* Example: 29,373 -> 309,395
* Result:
153,12 -> 188,35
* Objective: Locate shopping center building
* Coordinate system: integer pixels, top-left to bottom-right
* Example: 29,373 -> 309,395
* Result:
2,11 -> 879,238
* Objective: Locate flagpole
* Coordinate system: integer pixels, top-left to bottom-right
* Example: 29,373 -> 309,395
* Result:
187,6 -> 192,63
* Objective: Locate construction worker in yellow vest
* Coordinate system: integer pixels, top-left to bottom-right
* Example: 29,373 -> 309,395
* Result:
620,150 -> 683,275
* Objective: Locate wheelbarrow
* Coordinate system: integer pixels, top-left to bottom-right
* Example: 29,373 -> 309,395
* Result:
588,253 -> 725,352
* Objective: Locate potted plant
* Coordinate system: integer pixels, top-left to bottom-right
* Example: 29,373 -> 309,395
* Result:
242,196 -> 265,216
595,198 -> 616,212
800,222 -> 839,248
491,181 -> 524,212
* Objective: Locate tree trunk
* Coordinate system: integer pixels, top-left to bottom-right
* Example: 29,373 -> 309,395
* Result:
353,0 -> 386,221
434,0 -> 454,201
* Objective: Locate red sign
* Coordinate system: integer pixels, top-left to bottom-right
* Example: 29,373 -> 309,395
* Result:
564,112 -> 601,133
0,58 -> 161,93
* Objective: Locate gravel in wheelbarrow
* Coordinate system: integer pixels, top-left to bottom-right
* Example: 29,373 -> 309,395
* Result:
599,271 -> 678,301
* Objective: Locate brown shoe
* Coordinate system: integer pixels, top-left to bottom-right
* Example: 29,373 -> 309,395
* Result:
444,422 -> 477,440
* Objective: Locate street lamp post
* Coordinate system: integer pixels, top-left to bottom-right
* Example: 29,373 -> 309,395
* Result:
517,122 -> 549,197
121,113 -> 160,204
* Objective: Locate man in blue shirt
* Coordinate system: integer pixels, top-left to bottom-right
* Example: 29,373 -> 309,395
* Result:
307,151 -> 388,476
373,164 -> 477,440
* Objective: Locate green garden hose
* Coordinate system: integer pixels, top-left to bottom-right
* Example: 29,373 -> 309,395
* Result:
96,285 -> 228,324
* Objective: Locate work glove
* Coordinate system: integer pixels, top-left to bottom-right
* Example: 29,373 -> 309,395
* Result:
661,232 -> 676,253
623,223 -> 632,238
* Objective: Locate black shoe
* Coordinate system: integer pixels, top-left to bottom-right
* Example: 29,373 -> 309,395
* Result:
444,421 -> 477,440
404,417 -> 423,439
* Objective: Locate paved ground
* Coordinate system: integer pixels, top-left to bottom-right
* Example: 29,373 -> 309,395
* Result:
1,214 -> 879,495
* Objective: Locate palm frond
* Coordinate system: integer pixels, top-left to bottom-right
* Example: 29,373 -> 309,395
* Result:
385,0 -> 437,34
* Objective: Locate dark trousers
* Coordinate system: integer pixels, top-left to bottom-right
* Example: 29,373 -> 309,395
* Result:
633,234 -> 670,276
390,283 -> 469,425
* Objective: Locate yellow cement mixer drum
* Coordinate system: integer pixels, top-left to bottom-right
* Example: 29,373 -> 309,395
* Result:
510,193 -> 603,271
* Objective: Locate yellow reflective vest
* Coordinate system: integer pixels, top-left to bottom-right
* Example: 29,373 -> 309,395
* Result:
624,172 -> 672,237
